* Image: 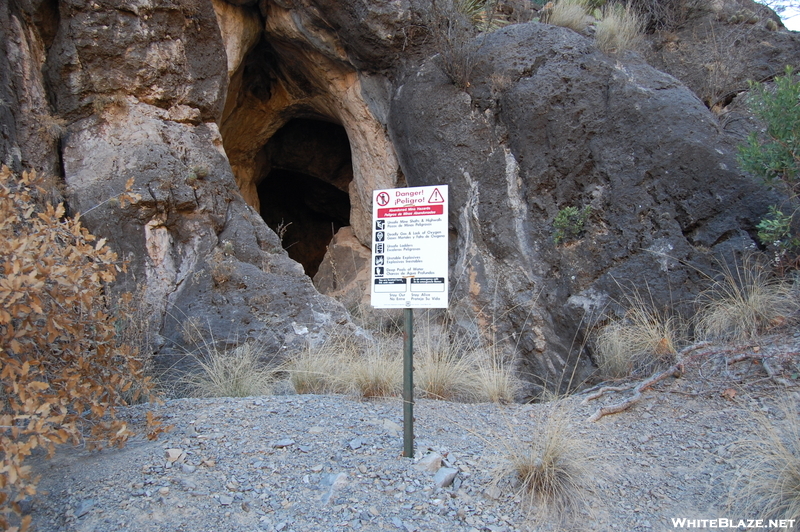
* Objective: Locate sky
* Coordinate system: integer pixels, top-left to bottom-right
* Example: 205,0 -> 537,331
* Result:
758,0 -> 800,30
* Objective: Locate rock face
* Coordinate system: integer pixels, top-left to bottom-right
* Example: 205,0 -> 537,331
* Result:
1,0 -> 352,369
389,23 -> 779,393
642,0 -> 800,109
0,0 -> 796,394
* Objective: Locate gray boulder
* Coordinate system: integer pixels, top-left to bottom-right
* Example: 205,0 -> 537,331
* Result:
389,22 -> 778,395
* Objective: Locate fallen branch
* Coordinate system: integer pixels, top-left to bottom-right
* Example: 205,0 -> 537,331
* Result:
585,342 -> 718,422
587,364 -> 682,422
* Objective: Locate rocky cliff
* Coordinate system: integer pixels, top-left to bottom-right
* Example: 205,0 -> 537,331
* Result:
1,0 -> 796,395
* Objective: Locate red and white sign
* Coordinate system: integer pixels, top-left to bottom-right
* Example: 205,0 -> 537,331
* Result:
371,185 -> 449,309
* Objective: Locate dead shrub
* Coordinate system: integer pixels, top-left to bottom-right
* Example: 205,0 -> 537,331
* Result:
0,166 -> 155,530
425,0 -> 483,89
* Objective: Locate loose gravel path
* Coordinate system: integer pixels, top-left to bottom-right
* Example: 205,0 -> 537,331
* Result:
27,337 -> 800,532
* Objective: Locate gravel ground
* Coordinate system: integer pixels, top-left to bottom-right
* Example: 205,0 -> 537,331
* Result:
26,335 -> 800,532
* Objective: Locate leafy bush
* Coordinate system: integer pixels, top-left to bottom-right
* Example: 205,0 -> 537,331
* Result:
553,205 -> 591,244
739,67 -> 800,266
739,66 -> 800,195
0,166 -> 153,530
757,206 -> 800,264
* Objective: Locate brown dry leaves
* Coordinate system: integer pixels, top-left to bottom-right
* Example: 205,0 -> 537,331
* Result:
0,166 -> 155,531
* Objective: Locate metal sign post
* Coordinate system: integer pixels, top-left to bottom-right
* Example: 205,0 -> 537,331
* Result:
371,185 -> 449,459
403,307 -> 414,458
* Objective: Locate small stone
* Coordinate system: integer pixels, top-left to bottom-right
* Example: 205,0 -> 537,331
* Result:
75,499 -> 94,518
434,467 -> 458,489
165,448 -> 185,463
382,420 -> 402,433
484,485 -> 502,500
181,464 -> 196,474
219,495 -> 234,506
349,438 -> 363,450
158,487 -> 170,496
309,426 -> 325,434
271,439 -> 295,449
414,452 -> 443,472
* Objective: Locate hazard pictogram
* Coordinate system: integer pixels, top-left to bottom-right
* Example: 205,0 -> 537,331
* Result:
428,188 -> 444,203
376,191 -> 390,206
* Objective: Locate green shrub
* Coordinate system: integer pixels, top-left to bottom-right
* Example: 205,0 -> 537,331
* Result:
739,66 -> 800,194
553,205 -> 591,244
738,66 -> 800,266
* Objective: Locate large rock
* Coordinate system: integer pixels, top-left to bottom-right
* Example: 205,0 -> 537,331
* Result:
642,0 -> 800,109
0,0 -> 61,176
389,22 -> 779,395
40,0 -> 352,367
1,0 -> 795,397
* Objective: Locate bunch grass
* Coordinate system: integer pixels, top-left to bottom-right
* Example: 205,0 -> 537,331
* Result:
594,287 -> 685,379
545,0 -> 590,33
494,407 -> 596,525
183,342 -> 278,398
595,2 -> 643,53
728,399 -> 800,524
694,256 -> 799,342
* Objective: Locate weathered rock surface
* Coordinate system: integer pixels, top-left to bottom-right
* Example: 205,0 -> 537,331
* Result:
32,0 -> 351,366
1,0 -> 797,394
389,22 -> 780,394
642,0 -> 800,109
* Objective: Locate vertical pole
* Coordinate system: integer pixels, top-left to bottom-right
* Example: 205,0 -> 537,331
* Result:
403,307 -> 414,458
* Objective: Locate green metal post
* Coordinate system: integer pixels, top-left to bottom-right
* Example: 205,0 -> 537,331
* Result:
403,307 -> 414,458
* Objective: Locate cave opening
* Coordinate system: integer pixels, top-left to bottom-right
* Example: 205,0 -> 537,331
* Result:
256,118 -> 353,278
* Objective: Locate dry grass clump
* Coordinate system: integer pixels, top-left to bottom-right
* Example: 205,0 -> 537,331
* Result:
343,337 -> 404,398
594,297 -> 684,379
595,2 -> 643,53
183,343 -> 278,398
728,399 -> 800,525
694,257 -> 799,342
283,318 -> 522,403
469,345 -> 524,403
496,407 -> 595,525
544,0 -> 590,33
284,339 -> 349,395
283,334 -> 402,398
414,323 -> 477,401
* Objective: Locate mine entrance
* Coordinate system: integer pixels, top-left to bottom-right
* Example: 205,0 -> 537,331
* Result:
257,118 -> 353,278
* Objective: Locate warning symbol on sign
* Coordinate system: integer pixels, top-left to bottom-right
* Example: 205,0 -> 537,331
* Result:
376,192 -> 390,206
428,188 -> 445,203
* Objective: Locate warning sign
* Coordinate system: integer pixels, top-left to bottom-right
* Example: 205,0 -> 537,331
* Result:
371,185 -> 449,309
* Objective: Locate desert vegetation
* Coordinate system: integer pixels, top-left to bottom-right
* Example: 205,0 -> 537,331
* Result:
0,166 -> 158,531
